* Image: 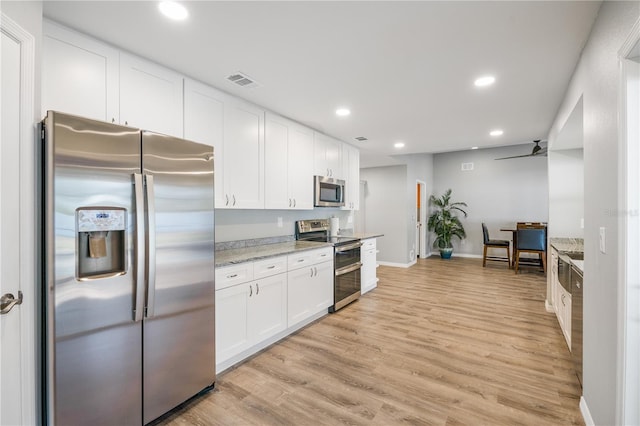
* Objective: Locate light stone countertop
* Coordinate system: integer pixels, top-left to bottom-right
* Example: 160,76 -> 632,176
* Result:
338,231 -> 384,240
549,237 -> 584,254
215,240 -> 331,267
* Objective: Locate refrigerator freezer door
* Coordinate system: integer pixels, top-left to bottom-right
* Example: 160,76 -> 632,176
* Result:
141,132 -> 215,423
43,111 -> 143,425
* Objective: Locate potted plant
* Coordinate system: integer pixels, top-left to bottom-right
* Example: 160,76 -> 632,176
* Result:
427,189 -> 468,259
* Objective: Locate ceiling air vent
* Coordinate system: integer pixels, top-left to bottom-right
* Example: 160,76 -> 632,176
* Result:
355,136 -> 368,142
226,72 -> 259,88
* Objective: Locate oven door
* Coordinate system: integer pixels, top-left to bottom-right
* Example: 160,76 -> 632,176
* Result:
333,262 -> 362,312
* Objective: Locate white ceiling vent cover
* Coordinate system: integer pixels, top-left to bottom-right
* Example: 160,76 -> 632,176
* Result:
226,72 -> 259,88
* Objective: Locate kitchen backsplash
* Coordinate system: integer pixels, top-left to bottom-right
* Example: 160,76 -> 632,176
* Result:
214,208 -> 355,242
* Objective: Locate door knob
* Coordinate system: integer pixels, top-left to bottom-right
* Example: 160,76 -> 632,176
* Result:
0,291 -> 23,315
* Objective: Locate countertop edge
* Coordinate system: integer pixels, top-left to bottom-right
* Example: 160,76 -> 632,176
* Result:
215,241 -> 332,267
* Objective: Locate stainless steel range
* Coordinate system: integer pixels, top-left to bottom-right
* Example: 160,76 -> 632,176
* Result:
295,219 -> 362,312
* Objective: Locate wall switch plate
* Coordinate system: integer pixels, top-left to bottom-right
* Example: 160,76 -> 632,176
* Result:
277,217 -> 283,228
599,226 -> 606,253
347,215 -> 353,224
580,218 -> 584,229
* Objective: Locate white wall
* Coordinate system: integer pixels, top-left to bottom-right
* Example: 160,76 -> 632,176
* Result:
545,2 -> 640,424
548,148 -> 584,238
432,145 -> 548,256
360,165 -> 408,265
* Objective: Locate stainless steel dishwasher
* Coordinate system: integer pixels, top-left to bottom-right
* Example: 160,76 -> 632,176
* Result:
571,264 -> 584,386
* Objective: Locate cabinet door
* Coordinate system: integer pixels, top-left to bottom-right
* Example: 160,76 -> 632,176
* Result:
42,20 -> 119,122
287,266 -> 314,327
288,124 -> 315,209
342,144 -> 360,210
249,274 -> 287,343
264,113 -> 289,209
224,99 -> 265,208
215,284 -> 251,364
120,53 -> 183,137
361,248 -> 376,294
314,132 -> 342,178
184,79 -> 226,208
310,261 -> 334,313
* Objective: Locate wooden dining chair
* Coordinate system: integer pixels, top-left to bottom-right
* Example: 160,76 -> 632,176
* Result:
514,227 -> 547,274
482,223 -> 511,268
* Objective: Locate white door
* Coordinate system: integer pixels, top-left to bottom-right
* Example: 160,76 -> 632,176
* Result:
1,14 -> 36,426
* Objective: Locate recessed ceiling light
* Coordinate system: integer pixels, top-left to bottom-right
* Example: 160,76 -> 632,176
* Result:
159,1 -> 188,20
394,142 -> 405,149
490,129 -> 504,136
474,75 -> 495,87
335,108 -> 351,117
471,146 -> 479,150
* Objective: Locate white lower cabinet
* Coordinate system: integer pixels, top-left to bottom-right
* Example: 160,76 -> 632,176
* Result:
216,247 -> 333,372
287,259 -> 333,327
287,248 -> 334,328
215,257 -> 287,367
361,238 -> 378,294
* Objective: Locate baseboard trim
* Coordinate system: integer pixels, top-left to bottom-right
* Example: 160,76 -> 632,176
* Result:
378,260 -> 416,268
429,251 -> 483,259
580,396 -> 594,426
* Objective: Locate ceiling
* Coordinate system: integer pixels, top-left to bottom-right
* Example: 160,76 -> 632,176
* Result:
43,1 -> 601,167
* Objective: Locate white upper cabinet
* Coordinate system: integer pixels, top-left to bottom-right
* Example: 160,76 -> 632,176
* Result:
222,98 -> 265,209
119,53 -> 183,138
42,20 -> 119,122
184,79 -> 226,209
314,132 -> 343,178
341,143 -> 360,210
265,113 -> 314,210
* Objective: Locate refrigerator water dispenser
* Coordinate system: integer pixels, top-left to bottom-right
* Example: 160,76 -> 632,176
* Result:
76,207 -> 126,280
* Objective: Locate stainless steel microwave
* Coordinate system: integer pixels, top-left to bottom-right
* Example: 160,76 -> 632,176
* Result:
314,176 -> 345,207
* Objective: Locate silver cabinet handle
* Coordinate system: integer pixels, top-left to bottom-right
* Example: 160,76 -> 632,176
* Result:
232,195 -> 236,206
561,294 -> 565,306
133,174 -> 146,322
111,118 -> 115,123
314,267 -> 318,276
145,174 -> 157,318
310,268 -> 314,278
289,199 -> 292,207
293,199 -> 296,207
297,259 -> 304,263
267,265 -> 276,269
256,283 -> 259,295
0,291 -> 23,315
576,282 -> 581,289
249,284 -> 253,297
227,273 -> 238,278
225,194 -> 229,206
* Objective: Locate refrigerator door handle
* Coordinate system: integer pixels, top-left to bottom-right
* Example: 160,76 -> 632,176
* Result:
145,174 -> 157,318
133,173 -> 146,322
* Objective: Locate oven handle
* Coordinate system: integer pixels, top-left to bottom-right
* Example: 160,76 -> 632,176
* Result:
335,242 -> 362,253
335,261 -> 362,276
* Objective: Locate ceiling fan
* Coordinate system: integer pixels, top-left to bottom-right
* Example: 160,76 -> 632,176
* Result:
495,140 -> 548,160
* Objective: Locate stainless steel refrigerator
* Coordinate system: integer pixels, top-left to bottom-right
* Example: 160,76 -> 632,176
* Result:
41,111 -> 215,425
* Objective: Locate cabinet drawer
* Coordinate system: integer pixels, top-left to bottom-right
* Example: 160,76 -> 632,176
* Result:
254,256 -> 287,279
311,247 -> 333,264
215,262 -> 253,290
362,238 -> 376,250
288,251 -> 314,270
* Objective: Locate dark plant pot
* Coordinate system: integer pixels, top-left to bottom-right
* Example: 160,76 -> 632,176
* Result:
439,247 -> 453,259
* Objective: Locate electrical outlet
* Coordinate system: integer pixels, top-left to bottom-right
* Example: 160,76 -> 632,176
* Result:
599,227 -> 606,253
277,217 -> 283,228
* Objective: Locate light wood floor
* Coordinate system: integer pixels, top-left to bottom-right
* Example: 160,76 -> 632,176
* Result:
159,257 -> 583,425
